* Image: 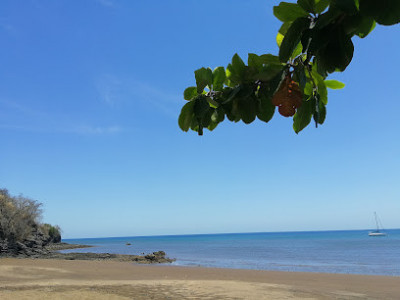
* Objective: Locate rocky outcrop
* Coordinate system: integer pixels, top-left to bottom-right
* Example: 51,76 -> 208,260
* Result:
0,239 -> 175,264
45,242 -> 93,251
144,251 -> 167,261
0,229 -> 52,257
43,251 -> 175,263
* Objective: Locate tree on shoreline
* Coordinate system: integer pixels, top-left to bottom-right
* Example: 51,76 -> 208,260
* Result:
0,188 -> 61,255
179,0 -> 400,135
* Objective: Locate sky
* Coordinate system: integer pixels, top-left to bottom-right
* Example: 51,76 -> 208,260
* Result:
0,0 -> 399,239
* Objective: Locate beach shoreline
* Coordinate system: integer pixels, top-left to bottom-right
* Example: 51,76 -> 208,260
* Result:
1,242 -> 175,264
1,258 -> 399,299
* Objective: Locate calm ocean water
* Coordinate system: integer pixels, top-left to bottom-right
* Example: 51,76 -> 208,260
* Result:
63,229 -> 400,276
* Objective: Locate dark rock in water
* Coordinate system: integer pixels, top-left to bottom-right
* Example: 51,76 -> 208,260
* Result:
42,250 -> 175,264
45,242 -> 93,251
144,254 -> 156,261
144,251 -> 167,261
154,251 -> 166,257
1,230 -> 175,264
1,238 -> 175,264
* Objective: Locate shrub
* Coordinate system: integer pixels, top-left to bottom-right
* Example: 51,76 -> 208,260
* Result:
41,223 -> 62,243
0,188 -> 61,245
0,188 -> 42,243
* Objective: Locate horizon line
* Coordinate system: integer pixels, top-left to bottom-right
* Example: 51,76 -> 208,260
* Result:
63,227 -> 399,240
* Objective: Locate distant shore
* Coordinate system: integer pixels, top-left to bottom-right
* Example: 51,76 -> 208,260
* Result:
1,258 -> 400,299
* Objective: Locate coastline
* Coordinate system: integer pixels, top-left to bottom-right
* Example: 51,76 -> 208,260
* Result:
44,242 -> 94,251
1,242 -> 175,264
61,230 -> 400,276
1,258 -> 399,299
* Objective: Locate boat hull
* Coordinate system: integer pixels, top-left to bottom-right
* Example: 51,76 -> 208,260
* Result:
368,232 -> 387,236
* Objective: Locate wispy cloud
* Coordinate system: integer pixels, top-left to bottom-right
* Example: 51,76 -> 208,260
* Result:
0,99 -> 124,136
96,74 -> 122,107
0,18 -> 17,36
96,0 -> 114,7
96,74 -> 181,118
72,125 -> 122,135
0,24 -> 16,35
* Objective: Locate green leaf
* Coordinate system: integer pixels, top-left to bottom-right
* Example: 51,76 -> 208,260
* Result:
257,95 -> 275,123
292,42 -> 304,58
297,0 -> 315,14
278,22 -> 293,35
258,54 -> 282,66
248,53 -> 260,69
310,67 -> 328,104
293,97 -> 314,133
238,97 -> 258,124
307,25 -> 333,55
183,87 -> 197,100
332,0 -> 359,15
254,64 -> 285,81
227,54 -> 246,84
207,97 -> 219,108
304,81 -> 313,97
315,6 -> 342,29
189,118 -> 199,135
207,119 -> 219,131
248,53 -> 283,74
324,80 -> 345,89
356,19 -> 376,38
256,80 -> 279,123
318,79 -> 328,105
195,68 -> 213,94
279,17 -> 311,62
200,108 -> 213,128
293,65 -> 307,92
231,99 -> 241,122
178,101 -> 195,132
342,13 -> 376,38
274,2 -> 309,22
360,0 -> 400,26
212,67 -> 226,91
315,0 -> 330,13
276,32 -> 284,48
313,99 -> 326,125
316,26 -> 354,73
211,108 -> 225,123
193,97 -> 212,136
232,53 -> 246,73
226,86 -> 254,123
223,85 -> 242,104
193,96 -> 210,119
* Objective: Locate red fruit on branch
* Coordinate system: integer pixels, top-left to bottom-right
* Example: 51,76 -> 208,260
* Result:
272,74 -> 303,117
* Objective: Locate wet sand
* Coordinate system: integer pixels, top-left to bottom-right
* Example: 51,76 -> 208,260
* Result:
1,258 -> 399,299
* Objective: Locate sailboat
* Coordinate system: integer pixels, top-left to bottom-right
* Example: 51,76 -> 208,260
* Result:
368,212 -> 387,236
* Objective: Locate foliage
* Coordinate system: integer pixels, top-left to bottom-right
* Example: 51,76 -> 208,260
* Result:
0,188 -> 42,243
41,223 -> 62,243
179,0 -> 400,134
0,188 -> 61,244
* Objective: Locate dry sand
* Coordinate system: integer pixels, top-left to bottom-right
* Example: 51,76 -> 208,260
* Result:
1,258 -> 399,299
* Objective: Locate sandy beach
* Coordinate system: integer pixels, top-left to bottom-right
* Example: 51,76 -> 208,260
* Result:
1,258 -> 399,299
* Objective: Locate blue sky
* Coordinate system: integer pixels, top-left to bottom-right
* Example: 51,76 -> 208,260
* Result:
1,0 -> 399,238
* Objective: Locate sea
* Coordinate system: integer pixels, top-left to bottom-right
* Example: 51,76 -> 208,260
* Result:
63,229 -> 400,276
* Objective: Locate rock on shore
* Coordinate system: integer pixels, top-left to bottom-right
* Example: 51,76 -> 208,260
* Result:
0,230 -> 51,257
44,250 -> 175,263
0,240 -> 175,264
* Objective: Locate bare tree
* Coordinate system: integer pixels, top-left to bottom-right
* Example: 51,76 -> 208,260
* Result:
0,189 -> 43,243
